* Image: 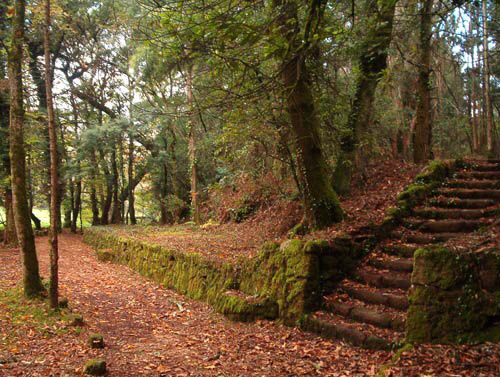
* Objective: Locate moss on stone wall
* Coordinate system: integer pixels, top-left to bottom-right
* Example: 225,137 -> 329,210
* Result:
84,227 -> 239,310
380,160 -> 456,232
407,246 -> 500,344
84,227 -> 359,325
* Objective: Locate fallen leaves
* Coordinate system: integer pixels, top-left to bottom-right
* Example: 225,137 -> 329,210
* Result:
1,229 -> 499,376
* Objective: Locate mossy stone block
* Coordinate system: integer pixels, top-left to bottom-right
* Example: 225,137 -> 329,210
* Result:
84,359 -> 107,376
68,314 -> 84,327
408,245 -> 499,344
58,297 -> 69,309
88,333 -> 105,349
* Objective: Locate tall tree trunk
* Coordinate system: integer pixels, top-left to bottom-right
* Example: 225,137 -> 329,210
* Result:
71,180 -> 81,232
97,109 -> 112,225
468,3 -> 479,154
4,191 -> 17,245
128,133 -> 136,224
68,92 -> 81,232
126,66 -> 136,225
274,0 -> 343,229
44,0 -> 59,308
482,0 -> 494,155
413,0 -> 434,163
90,149 -> 100,226
63,180 -> 73,228
8,0 -> 43,297
110,147 -> 121,224
169,127 -> 179,198
186,65 -> 199,224
333,0 -> 397,194
100,151 -> 113,225
27,41 -> 51,208
0,50 -> 17,246
158,162 -> 169,225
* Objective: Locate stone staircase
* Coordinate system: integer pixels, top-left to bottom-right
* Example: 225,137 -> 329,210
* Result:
305,160 -> 500,349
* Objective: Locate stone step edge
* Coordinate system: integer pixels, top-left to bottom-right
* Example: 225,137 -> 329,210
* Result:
301,315 -> 395,351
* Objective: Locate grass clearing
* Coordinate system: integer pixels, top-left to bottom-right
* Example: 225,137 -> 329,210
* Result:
0,286 -> 78,347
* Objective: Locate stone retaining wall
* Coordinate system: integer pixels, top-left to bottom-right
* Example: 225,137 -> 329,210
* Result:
83,227 -> 361,324
407,245 -> 500,343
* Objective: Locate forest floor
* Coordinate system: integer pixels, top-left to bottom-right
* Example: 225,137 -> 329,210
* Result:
1,233 -> 499,376
108,160 -> 422,262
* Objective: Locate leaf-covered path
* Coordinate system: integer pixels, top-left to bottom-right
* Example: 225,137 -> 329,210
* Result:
1,233 -> 498,376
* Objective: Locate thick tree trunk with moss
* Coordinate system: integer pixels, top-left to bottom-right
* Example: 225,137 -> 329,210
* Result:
333,0 -> 397,194
8,0 -> 43,297
413,0 -> 434,163
275,0 -> 343,229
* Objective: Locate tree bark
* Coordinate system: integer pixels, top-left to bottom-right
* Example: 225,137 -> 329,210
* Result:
64,181 -> 73,228
44,0 -> 59,308
333,0 -> 397,194
0,51 -> 17,246
128,133 -> 136,224
186,65 -> 199,224
90,149 -> 100,226
8,0 -> 43,297
413,0 -> 434,163
100,150 -> 113,225
110,147 -> 122,224
468,3 -> 479,154
482,0 -> 494,155
68,92 -> 81,232
274,0 -> 343,229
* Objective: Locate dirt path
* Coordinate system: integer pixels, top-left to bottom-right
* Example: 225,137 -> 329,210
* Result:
1,233 -> 392,376
1,233 -> 498,376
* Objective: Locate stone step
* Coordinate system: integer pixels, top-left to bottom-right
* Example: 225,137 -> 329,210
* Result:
455,171 -> 500,180
302,312 -> 400,350
324,297 -> 406,331
391,230 -> 457,244
413,207 -> 499,220
446,179 -> 500,190
468,163 -> 500,172
368,256 -> 413,272
340,280 -> 409,310
404,218 -> 488,233
355,266 -> 411,290
436,188 -> 500,200
381,243 -> 419,258
428,197 -> 496,209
